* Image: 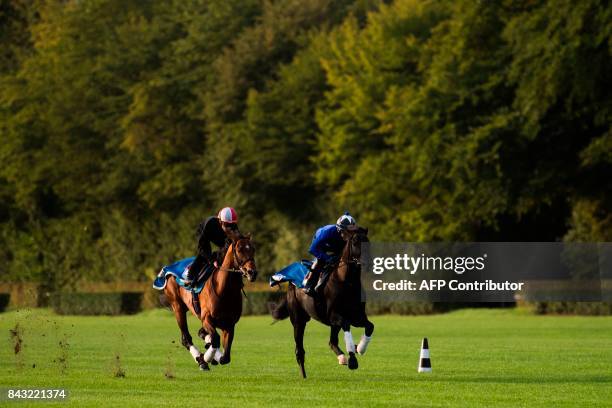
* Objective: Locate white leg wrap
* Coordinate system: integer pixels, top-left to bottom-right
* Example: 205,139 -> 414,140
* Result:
214,349 -> 223,362
204,347 -> 216,363
344,331 -> 355,354
204,334 -> 212,345
357,335 -> 372,355
337,354 -> 347,365
189,345 -> 201,361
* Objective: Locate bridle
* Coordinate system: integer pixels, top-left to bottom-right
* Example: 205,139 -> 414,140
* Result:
219,237 -> 255,279
339,230 -> 366,267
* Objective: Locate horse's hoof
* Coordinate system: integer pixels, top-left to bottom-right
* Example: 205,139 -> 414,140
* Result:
219,355 -> 230,365
211,360 -> 218,366
337,354 -> 347,365
348,352 -> 358,370
196,354 -> 209,371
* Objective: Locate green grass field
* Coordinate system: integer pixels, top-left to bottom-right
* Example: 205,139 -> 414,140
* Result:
1,308 -> 611,407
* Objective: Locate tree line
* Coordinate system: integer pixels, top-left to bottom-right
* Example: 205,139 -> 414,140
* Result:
0,0 -> 610,295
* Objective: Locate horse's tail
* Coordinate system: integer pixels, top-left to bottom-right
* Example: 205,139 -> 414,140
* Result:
269,298 -> 289,321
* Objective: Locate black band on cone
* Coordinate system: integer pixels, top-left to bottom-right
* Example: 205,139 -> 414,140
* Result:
420,358 -> 431,368
422,338 -> 429,349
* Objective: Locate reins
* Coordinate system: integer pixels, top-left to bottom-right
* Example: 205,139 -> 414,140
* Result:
213,238 -> 255,299
333,231 -> 367,283
216,267 -> 244,274
337,234 -> 362,268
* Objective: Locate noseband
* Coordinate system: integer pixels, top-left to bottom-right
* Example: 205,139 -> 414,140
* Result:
225,238 -> 255,278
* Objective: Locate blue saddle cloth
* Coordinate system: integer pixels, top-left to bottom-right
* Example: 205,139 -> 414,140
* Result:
153,256 -> 205,294
269,260 -> 312,289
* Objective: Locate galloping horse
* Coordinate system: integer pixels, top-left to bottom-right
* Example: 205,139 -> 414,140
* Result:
164,235 -> 257,370
271,227 -> 374,378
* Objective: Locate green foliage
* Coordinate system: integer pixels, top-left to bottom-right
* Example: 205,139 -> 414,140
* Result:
564,199 -> 612,242
0,0 -> 609,290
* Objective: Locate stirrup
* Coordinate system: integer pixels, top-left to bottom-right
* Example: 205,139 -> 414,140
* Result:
303,285 -> 316,297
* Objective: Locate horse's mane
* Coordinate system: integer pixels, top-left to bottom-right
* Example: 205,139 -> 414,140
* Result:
213,234 -> 251,266
356,226 -> 369,236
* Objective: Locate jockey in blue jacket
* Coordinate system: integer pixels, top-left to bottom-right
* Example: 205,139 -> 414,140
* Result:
303,212 -> 357,296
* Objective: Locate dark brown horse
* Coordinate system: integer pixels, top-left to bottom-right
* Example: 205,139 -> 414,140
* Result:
164,235 -> 257,370
271,227 -> 374,378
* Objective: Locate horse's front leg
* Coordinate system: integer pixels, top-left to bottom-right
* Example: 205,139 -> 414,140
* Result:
173,302 -> 208,371
356,315 -> 374,355
219,326 -> 235,365
198,327 -> 211,349
330,313 -> 358,370
202,315 -> 222,364
342,321 -> 358,370
329,325 -> 347,365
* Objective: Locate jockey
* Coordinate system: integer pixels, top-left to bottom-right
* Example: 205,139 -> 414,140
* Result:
183,206 -> 242,286
303,212 -> 357,296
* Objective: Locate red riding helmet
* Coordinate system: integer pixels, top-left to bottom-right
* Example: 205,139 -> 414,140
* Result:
217,207 -> 238,224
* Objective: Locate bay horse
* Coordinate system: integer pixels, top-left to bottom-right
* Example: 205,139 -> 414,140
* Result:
164,235 -> 257,370
271,227 -> 374,378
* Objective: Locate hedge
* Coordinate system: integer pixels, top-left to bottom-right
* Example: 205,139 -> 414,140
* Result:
520,301 -> 612,316
241,292 -> 514,316
52,292 -> 143,315
49,290 -> 521,316
0,293 -> 9,312
242,291 -> 285,315
244,293 -> 444,316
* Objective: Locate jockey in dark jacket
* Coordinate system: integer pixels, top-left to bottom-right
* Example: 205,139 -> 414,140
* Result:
303,212 -> 357,296
184,207 -> 241,286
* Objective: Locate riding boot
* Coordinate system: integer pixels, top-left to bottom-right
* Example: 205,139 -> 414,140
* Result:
185,254 -> 206,286
190,260 -> 215,316
196,261 -> 215,285
192,292 -> 201,316
314,269 -> 331,294
303,268 -> 322,297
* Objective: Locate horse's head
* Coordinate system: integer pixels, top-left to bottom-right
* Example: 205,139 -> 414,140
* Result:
341,226 -> 369,264
233,235 -> 257,282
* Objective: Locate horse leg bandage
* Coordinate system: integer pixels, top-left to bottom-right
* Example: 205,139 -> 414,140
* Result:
344,331 -> 355,354
214,349 -> 223,362
357,335 -> 372,355
189,345 -> 202,361
204,347 -> 216,363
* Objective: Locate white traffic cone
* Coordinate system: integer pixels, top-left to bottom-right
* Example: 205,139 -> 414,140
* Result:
418,337 -> 432,373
